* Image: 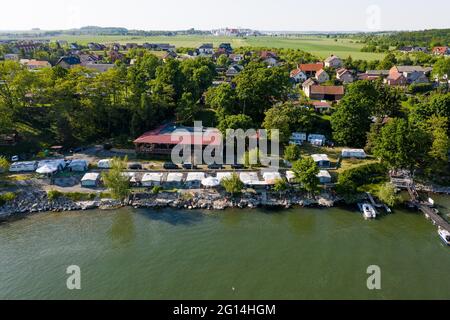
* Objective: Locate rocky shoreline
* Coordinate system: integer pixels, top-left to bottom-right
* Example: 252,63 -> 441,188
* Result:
0,190 -> 336,221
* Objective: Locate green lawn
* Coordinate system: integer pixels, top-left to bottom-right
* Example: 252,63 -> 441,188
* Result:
44,35 -> 384,61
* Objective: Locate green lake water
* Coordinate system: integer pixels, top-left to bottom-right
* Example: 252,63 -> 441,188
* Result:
0,198 -> 449,300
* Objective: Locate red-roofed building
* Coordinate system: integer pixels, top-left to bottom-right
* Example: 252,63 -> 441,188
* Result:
303,79 -> 344,100
134,124 -> 222,155
432,46 -> 450,56
299,62 -> 325,77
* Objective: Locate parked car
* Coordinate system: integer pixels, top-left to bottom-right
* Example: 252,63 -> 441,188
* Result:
208,164 -> 223,170
11,155 -> 19,162
231,164 -> 245,169
182,163 -> 197,170
128,163 -> 143,170
163,162 -> 179,170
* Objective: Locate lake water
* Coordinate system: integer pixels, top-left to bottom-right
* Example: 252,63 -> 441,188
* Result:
0,198 -> 449,300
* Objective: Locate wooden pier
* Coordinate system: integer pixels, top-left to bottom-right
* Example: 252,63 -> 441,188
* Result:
407,185 -> 450,233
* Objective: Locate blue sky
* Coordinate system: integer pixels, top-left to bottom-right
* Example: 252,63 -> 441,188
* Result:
0,0 -> 448,31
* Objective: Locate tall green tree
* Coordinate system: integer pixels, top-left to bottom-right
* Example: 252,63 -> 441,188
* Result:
292,157 -> 320,195
102,157 -> 131,201
372,118 -> 430,171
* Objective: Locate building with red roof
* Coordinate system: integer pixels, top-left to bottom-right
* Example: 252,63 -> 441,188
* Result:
134,124 -> 222,155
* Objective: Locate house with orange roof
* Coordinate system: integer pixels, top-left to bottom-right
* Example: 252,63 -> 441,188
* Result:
432,46 -> 450,56
20,59 -> 51,70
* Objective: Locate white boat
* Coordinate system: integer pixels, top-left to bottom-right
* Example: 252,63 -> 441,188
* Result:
438,228 -> 450,246
362,203 -> 377,220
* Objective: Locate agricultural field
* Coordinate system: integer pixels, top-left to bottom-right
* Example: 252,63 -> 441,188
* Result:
41,35 -> 384,61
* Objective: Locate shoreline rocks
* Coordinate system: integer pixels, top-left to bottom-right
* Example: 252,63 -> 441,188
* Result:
0,190 -> 338,222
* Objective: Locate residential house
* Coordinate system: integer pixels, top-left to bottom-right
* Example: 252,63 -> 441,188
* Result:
229,54 -> 244,63
162,51 -> 178,61
315,69 -> 330,83
303,79 -> 344,100
4,54 -> 19,61
56,56 -> 81,69
219,43 -> 233,54
385,71 -> 407,86
324,55 -> 343,68
226,64 -> 244,78
312,101 -> 333,113
78,54 -> 101,65
260,51 -> 278,66
432,46 -> 450,56
298,62 -> 325,77
336,68 -> 354,83
311,154 -> 331,168
399,46 -> 428,54
20,59 -> 51,70
290,68 -> 307,83
358,70 -> 390,81
84,63 -> 115,73
87,42 -> 106,51
108,51 -> 124,62
387,66 -> 431,85
198,43 -> 214,55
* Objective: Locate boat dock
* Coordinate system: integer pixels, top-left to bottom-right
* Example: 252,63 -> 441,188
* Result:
390,172 -> 450,233
365,192 -> 391,213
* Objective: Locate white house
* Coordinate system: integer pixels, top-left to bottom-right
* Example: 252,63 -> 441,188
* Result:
81,172 -> 100,187
308,134 -> 326,146
311,154 -> 331,168
341,149 -> 367,159
141,173 -> 163,187
317,170 -> 332,184
9,161 -> 38,173
324,55 -> 343,68
315,69 -> 330,83
290,68 -> 308,83
198,44 -> 214,55
289,132 -> 307,146
97,159 -> 112,169
4,54 -> 19,61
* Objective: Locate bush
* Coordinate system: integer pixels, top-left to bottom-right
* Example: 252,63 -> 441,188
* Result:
47,190 -> 63,201
152,186 -> 163,195
221,173 -> 244,196
0,192 -> 16,205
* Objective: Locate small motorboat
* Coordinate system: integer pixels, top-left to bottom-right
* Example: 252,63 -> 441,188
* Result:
438,228 -> 450,246
361,203 -> 377,220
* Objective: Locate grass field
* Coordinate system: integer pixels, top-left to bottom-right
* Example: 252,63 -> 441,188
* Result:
45,35 -> 384,61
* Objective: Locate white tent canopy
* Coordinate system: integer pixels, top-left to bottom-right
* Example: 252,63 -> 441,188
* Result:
216,172 -> 234,182
201,177 -> 220,187
262,171 -> 282,185
36,165 -> 59,174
